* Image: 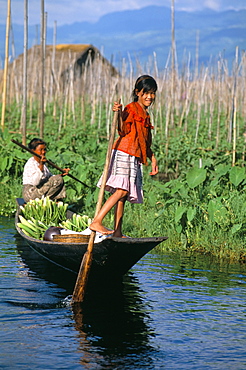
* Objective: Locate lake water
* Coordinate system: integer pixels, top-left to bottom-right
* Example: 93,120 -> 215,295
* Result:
1,216 -> 246,369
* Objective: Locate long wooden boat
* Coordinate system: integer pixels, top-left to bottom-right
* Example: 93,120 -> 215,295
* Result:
15,198 -> 168,279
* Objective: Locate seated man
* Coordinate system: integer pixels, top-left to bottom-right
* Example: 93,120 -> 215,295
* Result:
22,138 -> 69,203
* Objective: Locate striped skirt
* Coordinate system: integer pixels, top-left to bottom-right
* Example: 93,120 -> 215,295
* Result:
97,150 -> 143,204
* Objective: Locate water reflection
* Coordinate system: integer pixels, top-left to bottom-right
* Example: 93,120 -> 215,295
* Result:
72,276 -> 157,369
15,232 -> 158,369
150,251 -> 246,290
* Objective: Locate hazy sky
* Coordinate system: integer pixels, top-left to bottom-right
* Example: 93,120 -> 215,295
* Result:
1,0 -> 246,26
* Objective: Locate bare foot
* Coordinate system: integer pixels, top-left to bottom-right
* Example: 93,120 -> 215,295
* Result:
89,222 -> 113,235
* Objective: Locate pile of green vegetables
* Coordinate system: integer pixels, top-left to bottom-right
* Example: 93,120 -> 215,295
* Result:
17,197 -> 91,239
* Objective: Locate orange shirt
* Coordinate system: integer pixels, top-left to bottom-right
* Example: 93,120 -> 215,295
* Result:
113,102 -> 154,165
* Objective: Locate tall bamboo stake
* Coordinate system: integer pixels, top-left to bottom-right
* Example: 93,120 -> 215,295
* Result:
216,61 -> 222,148
10,20 -> 19,104
195,68 -> 208,143
170,0 -> 176,127
232,94 -> 237,166
51,20 -> 56,100
70,59 -> 76,124
29,46 -> 37,126
1,0 -> 11,130
195,30 -> 200,80
20,0 -> 28,145
39,0 -> 45,138
232,47 -> 239,166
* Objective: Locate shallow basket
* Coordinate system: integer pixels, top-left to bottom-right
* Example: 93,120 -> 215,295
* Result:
53,234 -> 90,243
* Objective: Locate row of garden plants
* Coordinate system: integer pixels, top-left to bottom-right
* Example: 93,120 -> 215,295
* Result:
0,106 -> 246,262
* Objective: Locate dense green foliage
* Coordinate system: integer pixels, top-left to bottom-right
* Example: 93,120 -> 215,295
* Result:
0,102 -> 246,262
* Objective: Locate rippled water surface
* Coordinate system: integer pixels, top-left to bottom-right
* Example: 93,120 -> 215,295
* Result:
1,216 -> 246,369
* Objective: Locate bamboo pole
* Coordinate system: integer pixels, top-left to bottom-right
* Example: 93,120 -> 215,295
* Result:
70,56 -> 76,124
54,51 -> 63,124
50,20 -> 56,101
29,48 -> 38,126
39,0 -> 45,138
232,47 -> 239,166
72,103 -> 119,304
20,0 -> 28,145
9,20 -> 18,103
10,21 -> 20,105
232,94 -> 237,166
195,68 -> 208,143
1,0 -> 11,130
195,30 -> 200,80
170,0 -> 176,127
215,61 -> 222,148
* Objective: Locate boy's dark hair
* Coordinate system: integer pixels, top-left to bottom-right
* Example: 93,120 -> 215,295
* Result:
132,75 -> 158,102
28,138 -> 47,150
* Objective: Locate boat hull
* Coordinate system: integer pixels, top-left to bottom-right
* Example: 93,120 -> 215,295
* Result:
15,198 -> 168,277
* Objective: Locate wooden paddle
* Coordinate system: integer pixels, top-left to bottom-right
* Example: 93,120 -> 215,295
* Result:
72,102 -> 120,303
11,139 -> 89,188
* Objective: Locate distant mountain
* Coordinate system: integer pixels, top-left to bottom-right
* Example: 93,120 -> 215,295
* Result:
0,6 -> 245,71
